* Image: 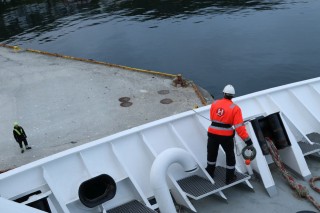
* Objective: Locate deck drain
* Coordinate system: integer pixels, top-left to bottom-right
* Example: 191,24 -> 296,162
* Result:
120,102 -> 133,107
160,98 -> 173,104
158,90 -> 170,95
119,97 -> 131,102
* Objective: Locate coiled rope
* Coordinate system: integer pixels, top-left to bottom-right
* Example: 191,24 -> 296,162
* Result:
265,137 -> 320,211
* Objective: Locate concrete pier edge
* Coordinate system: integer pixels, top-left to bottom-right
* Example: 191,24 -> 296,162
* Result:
0,43 -> 213,172
0,43 -> 209,106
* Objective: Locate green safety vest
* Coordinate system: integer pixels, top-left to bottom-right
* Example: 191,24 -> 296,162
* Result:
14,128 -> 21,136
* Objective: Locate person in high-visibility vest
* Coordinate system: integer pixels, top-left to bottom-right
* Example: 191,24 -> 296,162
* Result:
206,84 -> 253,184
13,122 -> 32,153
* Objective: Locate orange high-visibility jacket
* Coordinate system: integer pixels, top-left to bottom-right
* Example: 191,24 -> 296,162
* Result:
208,98 -> 250,141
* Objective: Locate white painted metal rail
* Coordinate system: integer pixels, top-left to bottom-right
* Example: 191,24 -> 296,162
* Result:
1,77 -> 320,212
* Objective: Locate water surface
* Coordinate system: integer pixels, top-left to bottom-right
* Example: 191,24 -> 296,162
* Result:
1,0 -> 319,97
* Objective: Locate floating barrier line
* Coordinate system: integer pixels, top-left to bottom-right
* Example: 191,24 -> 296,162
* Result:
0,43 -> 208,106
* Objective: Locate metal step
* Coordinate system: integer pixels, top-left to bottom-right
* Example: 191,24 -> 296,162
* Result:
107,200 -> 157,213
177,166 -> 250,200
307,132 -> 320,143
298,142 -> 320,156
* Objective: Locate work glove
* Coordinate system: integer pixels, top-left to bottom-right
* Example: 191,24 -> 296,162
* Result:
246,145 -> 254,150
245,139 -> 253,150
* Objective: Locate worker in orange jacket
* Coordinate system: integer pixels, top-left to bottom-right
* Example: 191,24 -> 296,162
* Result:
206,84 -> 253,184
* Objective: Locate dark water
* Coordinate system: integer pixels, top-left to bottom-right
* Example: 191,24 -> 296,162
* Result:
1,0 -> 319,97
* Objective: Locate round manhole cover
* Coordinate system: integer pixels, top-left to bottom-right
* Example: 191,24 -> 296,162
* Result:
158,90 -> 170,95
160,98 -> 173,104
119,97 -> 131,102
120,102 -> 133,107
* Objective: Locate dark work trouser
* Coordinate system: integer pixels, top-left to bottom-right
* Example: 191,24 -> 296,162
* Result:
17,138 -> 29,149
207,133 -> 235,180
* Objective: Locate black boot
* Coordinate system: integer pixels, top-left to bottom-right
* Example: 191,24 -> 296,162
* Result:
205,166 -> 215,178
226,168 -> 237,184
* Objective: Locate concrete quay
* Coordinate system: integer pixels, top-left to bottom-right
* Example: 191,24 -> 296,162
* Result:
0,44 -> 213,171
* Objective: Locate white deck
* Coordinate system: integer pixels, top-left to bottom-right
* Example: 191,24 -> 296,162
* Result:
1,77 -> 320,213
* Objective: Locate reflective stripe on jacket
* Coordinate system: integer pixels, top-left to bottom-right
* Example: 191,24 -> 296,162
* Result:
14,129 -> 21,135
208,98 -> 249,140
13,126 -> 27,142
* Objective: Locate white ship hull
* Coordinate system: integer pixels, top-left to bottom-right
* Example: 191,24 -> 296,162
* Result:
1,77 -> 320,213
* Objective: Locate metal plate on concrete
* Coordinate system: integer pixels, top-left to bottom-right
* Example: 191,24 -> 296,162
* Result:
119,97 -> 131,102
160,98 -> 173,104
120,102 -> 133,107
158,90 -> 170,95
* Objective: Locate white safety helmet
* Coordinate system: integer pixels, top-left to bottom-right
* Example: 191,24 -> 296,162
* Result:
223,84 -> 235,96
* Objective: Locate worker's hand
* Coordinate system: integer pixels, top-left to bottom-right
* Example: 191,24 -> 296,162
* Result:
245,138 -> 253,147
246,144 -> 254,150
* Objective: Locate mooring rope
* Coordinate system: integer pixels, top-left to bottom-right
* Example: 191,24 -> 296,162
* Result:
310,177 -> 320,193
0,168 -> 14,174
265,137 -> 320,211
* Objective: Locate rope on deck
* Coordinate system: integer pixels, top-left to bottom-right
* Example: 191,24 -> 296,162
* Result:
310,177 -> 320,193
265,137 -> 320,211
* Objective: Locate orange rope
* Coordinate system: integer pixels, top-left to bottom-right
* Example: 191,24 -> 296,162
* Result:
265,137 -> 320,211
